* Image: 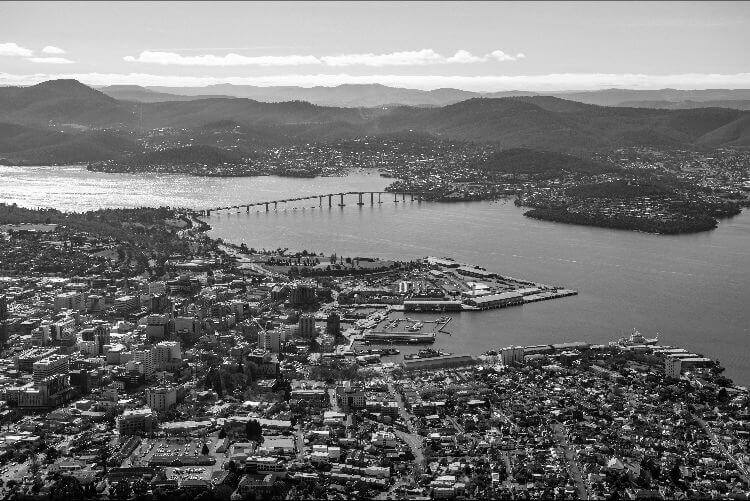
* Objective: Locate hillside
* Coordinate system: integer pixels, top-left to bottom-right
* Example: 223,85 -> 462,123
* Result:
147,83 -> 480,107
0,79 -> 134,127
109,144 -> 242,168
369,97 -> 749,151
618,99 -> 750,111
1,80 -> 750,165
143,83 -> 750,109
564,180 -> 675,199
0,122 -> 136,164
98,85 -> 233,103
477,148 -> 617,177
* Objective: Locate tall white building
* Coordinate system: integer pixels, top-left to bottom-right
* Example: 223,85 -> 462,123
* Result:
32,354 -> 70,383
54,291 -> 85,312
501,346 -> 525,367
146,385 -> 177,411
153,341 -> 181,369
665,357 -> 682,379
258,330 -> 285,353
131,348 -> 155,377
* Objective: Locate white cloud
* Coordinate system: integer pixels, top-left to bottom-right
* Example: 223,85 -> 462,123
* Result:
26,57 -> 75,64
446,50 -> 487,64
124,50 -> 321,66
489,50 -> 525,62
3,71 -> 750,92
0,42 -> 33,57
42,46 -> 66,55
123,49 -> 525,67
321,49 -> 447,67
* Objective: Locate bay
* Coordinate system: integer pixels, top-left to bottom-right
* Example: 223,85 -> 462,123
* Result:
3,165 -> 749,385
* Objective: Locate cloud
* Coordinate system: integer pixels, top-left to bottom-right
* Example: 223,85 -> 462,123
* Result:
42,46 -> 66,55
124,50 -> 321,66
446,50 -> 487,64
123,49 -> 526,67
321,49 -> 445,67
3,71 -> 750,92
26,57 -> 75,64
0,42 -> 33,57
489,50 -> 525,62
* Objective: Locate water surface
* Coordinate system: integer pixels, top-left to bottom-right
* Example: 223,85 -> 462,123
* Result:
3,165 -> 749,384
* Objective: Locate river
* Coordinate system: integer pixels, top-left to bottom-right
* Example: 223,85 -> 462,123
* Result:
3,165 -> 749,385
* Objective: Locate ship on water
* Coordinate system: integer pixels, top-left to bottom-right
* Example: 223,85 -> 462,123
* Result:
618,328 -> 659,346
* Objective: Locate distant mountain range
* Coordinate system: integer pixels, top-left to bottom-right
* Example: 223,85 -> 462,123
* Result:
1,79 -> 749,164
99,83 -> 750,110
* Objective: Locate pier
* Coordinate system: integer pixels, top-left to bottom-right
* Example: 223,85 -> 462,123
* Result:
197,191 -> 423,216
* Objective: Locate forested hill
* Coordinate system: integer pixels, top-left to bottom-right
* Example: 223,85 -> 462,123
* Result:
1,80 -> 750,164
107,144 -> 242,168
474,148 -> 618,177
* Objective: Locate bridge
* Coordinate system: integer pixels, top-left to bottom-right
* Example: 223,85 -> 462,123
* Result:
197,191 -> 425,216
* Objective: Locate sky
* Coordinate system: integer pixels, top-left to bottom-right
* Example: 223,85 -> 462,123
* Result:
1,1 -> 749,91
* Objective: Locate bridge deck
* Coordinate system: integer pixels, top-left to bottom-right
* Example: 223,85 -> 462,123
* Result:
199,191 -> 423,214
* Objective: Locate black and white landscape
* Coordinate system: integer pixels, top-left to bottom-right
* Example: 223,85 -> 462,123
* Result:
1,2 -> 749,500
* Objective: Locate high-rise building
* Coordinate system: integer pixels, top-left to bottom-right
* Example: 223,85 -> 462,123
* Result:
54,291 -> 85,312
117,408 -> 157,436
0,294 -> 8,320
113,295 -> 140,315
146,385 -> 178,411
336,381 -> 366,410
69,369 -> 91,395
153,341 -> 181,369
326,312 -> 341,336
665,357 -> 682,379
131,348 -> 155,377
258,330 -> 285,353
501,346 -> 525,367
289,282 -> 316,307
145,314 -> 171,342
32,354 -> 70,383
298,314 -> 316,338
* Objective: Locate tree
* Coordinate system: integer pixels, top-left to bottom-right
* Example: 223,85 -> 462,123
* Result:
51,476 -> 84,501
718,387 -> 729,403
132,478 -> 149,499
45,446 -> 59,463
218,428 -> 227,439
245,419 -> 264,444
113,481 -> 132,500
201,443 -> 210,456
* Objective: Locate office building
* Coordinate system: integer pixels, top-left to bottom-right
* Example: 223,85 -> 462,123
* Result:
117,408 -> 157,436
501,346 -> 525,366
258,329 -> 285,353
33,354 -> 70,383
298,313 -> 316,338
146,385 -> 178,412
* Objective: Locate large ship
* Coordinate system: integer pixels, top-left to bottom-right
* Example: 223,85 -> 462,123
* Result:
618,328 -> 659,346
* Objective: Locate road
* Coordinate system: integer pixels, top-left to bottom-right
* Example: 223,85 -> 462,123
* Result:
327,388 -> 340,412
295,422 -> 306,460
388,381 -> 424,466
693,413 -> 750,484
447,416 -> 465,435
552,423 -> 588,500
218,244 -> 285,279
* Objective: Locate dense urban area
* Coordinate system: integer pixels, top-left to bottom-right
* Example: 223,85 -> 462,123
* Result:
0,202 -> 748,500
